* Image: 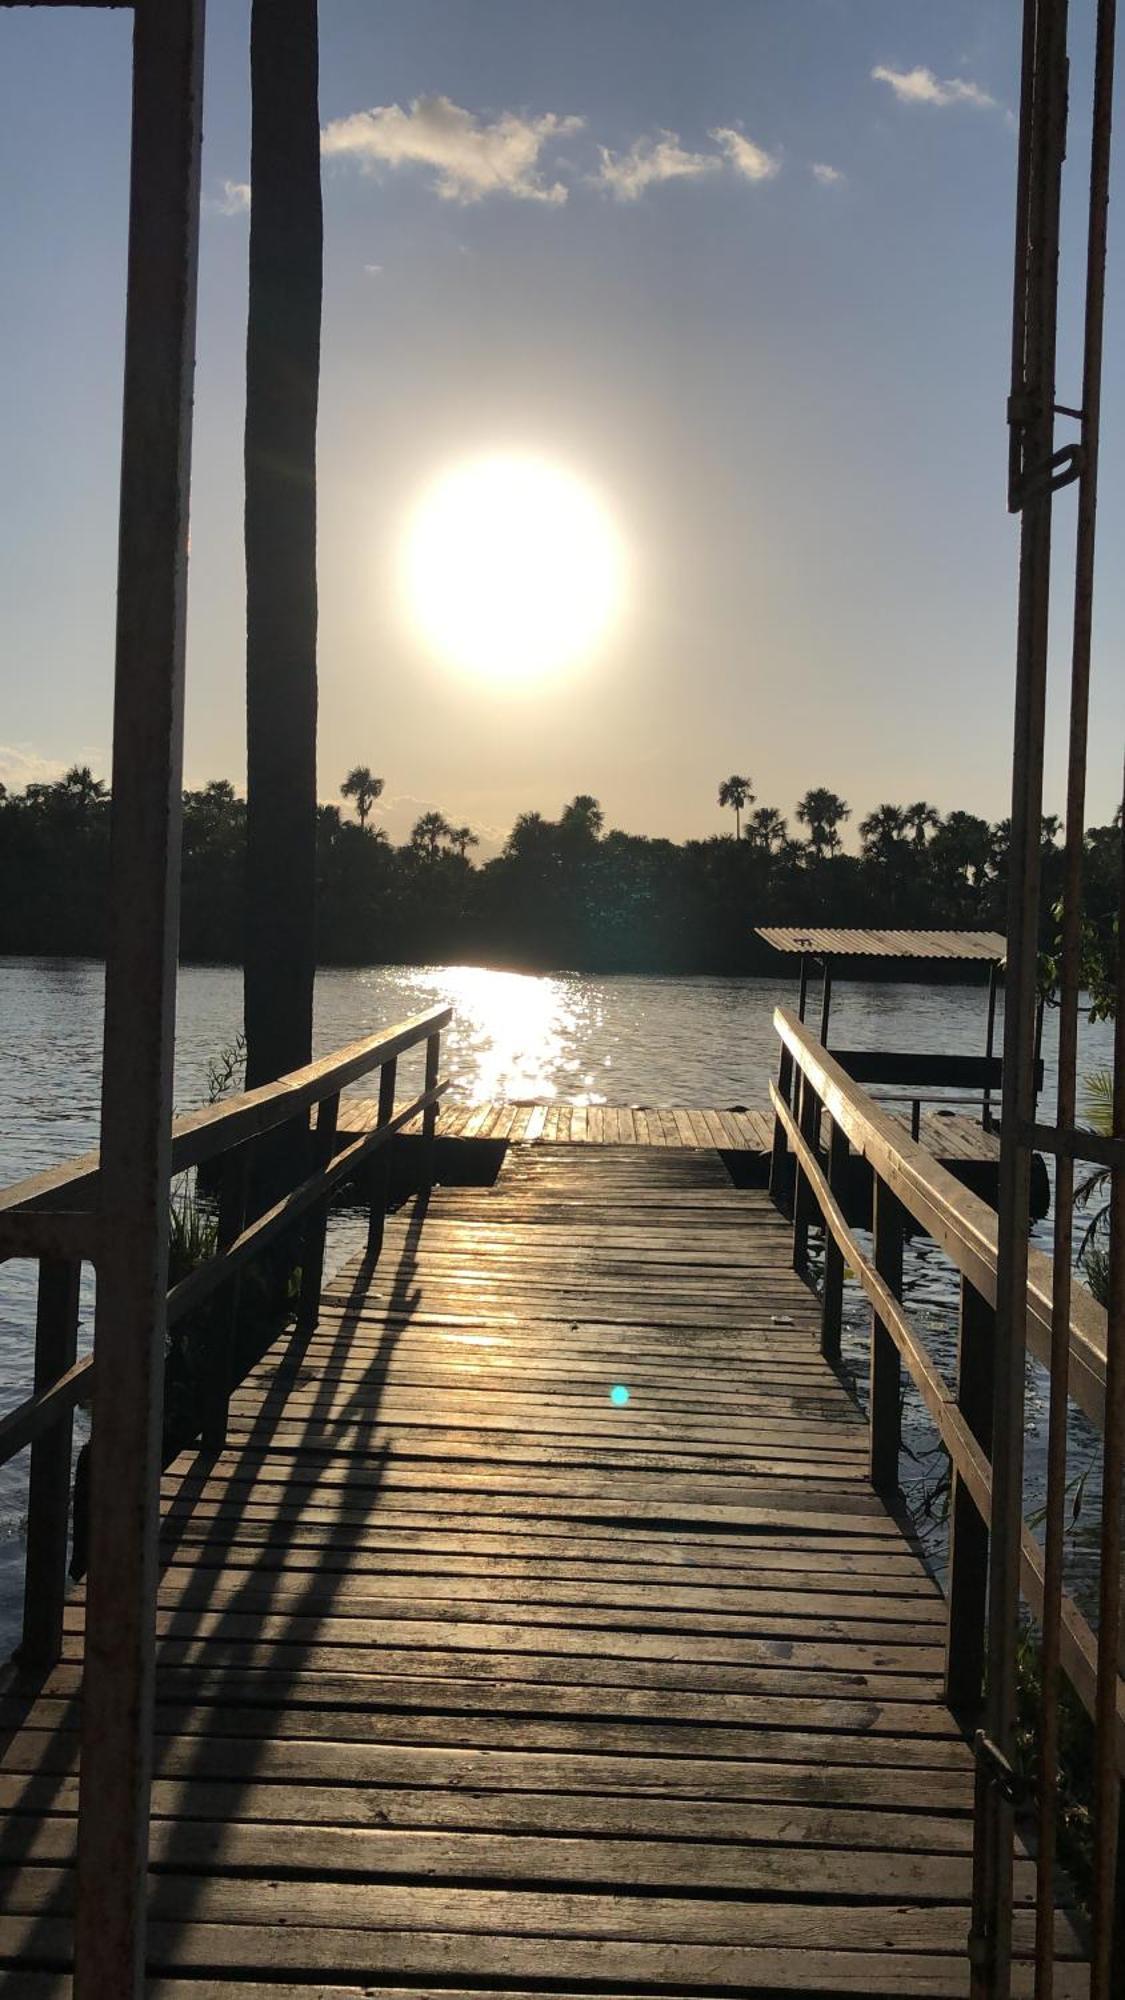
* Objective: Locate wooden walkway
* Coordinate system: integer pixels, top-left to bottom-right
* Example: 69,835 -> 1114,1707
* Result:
0,1145 -> 1083,1995
343,1096 -> 1004,1163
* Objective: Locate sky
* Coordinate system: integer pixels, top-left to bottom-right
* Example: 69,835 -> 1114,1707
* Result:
0,0 -> 1122,855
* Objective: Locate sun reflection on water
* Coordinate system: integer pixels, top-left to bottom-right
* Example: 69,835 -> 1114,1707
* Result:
405,965 -> 610,1103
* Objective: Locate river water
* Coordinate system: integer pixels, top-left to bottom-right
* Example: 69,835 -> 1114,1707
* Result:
0,956 -> 1114,1652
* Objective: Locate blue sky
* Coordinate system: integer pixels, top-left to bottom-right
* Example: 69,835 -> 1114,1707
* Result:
0,0 -> 1121,851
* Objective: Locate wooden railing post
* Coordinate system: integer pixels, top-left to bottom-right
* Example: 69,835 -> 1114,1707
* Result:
820,1118 -> 848,1366
869,1180 -> 904,1493
768,1043 -> 795,1208
20,1257 -> 82,1672
946,1275 -> 995,1721
366,1057 -> 397,1261
297,1093 -> 340,1334
422,1031 -> 441,1190
791,1073 -> 819,1278
201,1149 -> 250,1454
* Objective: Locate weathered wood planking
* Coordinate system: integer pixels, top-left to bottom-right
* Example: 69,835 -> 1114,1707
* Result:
0,1146 -> 1085,1996
340,1097 -> 1002,1162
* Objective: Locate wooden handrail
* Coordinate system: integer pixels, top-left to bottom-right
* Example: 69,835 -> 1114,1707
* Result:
0,1007 -> 454,1678
0,1004 -> 452,1237
770,1014 -> 1124,1773
774,1006 -> 1108,1430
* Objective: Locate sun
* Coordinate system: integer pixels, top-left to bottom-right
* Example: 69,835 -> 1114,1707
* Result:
402,453 -> 625,683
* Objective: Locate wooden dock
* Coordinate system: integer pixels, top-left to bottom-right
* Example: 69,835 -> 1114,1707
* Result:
342,1095 -> 1006,1163
0,1142 -> 1084,1995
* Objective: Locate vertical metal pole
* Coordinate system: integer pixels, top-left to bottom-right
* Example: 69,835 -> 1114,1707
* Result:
74,6 -> 205,1995
20,1258 -> 82,1672
978,4 -> 1069,1992
797,956 -> 809,1022
1037,5 -> 1115,1989
1090,776 -> 1125,1999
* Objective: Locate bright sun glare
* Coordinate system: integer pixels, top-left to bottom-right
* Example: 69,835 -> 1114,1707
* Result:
402,453 -> 625,683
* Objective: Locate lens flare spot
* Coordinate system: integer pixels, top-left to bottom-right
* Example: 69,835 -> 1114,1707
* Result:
609,1384 -> 630,1407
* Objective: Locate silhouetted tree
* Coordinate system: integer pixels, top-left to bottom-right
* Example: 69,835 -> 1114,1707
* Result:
340,765 -> 383,828
560,795 -> 605,842
859,803 -> 909,864
411,811 -> 453,859
904,800 -> 940,849
718,774 -> 754,840
796,787 -> 850,859
746,805 -> 786,851
449,825 -> 479,859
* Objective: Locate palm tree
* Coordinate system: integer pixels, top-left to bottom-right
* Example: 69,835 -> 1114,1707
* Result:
796,787 -> 850,859
745,805 -> 786,851
858,803 -> 908,864
931,811 -> 994,888
718,775 -> 754,841
61,765 -> 108,813
244,0 -> 322,1099
340,765 -> 384,828
903,800 -> 940,850
411,810 -> 453,859
449,825 -> 479,860
560,794 -> 604,841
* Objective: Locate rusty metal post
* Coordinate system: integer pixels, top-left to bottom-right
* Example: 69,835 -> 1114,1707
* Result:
1036,4 -> 1116,1990
73,5 -> 205,1995
976,3 -> 1070,1992
20,1257 -> 82,1672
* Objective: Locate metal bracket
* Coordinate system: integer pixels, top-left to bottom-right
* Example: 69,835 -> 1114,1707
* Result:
1008,442 -> 1084,513
973,1729 -> 1027,1807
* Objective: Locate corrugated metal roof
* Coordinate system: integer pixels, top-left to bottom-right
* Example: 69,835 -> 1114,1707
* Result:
754,927 -> 1006,962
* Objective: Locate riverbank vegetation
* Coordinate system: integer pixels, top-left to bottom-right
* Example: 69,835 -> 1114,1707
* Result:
1,763 -> 1118,976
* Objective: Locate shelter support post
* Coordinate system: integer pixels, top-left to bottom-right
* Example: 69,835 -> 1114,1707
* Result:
72,5 -> 205,1994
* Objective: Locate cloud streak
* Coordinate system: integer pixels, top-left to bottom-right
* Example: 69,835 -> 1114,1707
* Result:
596,131 -> 721,201
322,95 -> 583,204
872,64 -> 997,111
811,161 -> 844,187
213,178 -> 251,215
711,127 -> 781,183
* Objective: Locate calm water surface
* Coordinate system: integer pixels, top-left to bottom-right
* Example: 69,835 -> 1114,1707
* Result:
0,957 -> 1114,1649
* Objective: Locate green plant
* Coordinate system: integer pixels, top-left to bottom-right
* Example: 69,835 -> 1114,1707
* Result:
206,1030 -> 247,1103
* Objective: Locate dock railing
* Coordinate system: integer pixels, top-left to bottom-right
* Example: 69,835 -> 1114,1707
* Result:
0,1001 -> 452,1676
768,1002 -> 1121,1970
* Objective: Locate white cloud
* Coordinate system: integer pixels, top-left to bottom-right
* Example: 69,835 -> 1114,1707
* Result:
711,127 -> 781,183
321,94 -> 583,204
0,744 -> 105,793
811,161 -> 845,187
213,179 -> 251,215
363,262 -> 383,276
596,131 -> 722,201
872,64 -> 997,111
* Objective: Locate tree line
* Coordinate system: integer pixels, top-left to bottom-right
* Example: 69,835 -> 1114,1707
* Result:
0,762 -> 1119,977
